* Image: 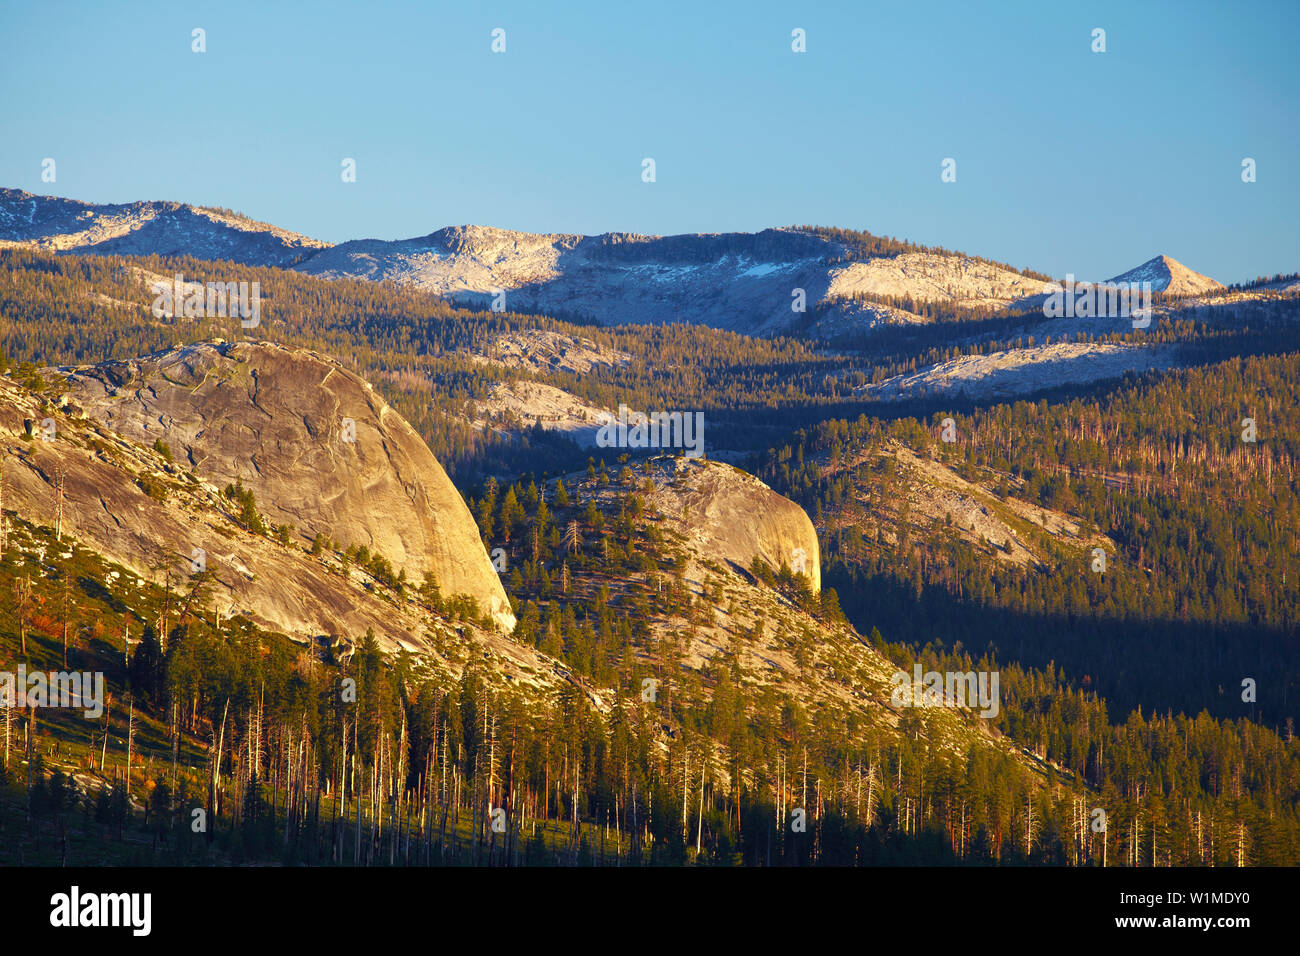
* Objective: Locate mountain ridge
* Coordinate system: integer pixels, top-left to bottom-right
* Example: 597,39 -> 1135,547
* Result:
3,188 -> 1241,338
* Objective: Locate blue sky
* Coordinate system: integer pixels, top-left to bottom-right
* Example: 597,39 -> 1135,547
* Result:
2,0 -> 1296,283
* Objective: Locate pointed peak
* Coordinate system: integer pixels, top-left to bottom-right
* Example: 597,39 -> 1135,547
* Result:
1106,255 -> 1223,296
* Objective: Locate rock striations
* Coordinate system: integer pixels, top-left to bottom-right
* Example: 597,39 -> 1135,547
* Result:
622,457 -> 821,593
49,340 -> 515,632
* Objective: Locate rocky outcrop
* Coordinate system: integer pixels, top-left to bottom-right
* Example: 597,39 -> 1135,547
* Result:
634,457 -> 820,593
825,252 -> 1049,307
861,341 -> 1177,403
51,340 -> 514,631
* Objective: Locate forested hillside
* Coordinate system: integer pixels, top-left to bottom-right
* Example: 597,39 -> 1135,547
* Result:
0,249 -> 848,479
752,351 -> 1300,864
2,244 -> 1299,867
759,353 -> 1299,721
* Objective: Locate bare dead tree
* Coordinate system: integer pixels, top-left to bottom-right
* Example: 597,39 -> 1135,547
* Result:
125,697 -> 135,800
14,577 -> 32,656
53,465 -> 66,542
0,453 -> 7,562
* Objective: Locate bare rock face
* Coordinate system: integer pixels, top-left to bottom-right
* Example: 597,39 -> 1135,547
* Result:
1104,254 -> 1223,297
57,340 -> 514,631
640,457 -> 820,592
825,252 -> 1047,307
298,226 -> 833,335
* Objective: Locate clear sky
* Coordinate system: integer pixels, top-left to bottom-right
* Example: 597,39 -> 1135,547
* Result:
1,0 -> 1296,283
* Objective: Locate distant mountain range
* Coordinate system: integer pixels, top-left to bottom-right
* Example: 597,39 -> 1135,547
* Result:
0,188 -> 1240,336
0,188 -> 327,267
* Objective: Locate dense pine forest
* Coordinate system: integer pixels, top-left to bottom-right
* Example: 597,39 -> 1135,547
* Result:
2,246 -> 1298,866
470,462 -> 1300,866
757,352 -> 1300,723
6,461 -> 1295,866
